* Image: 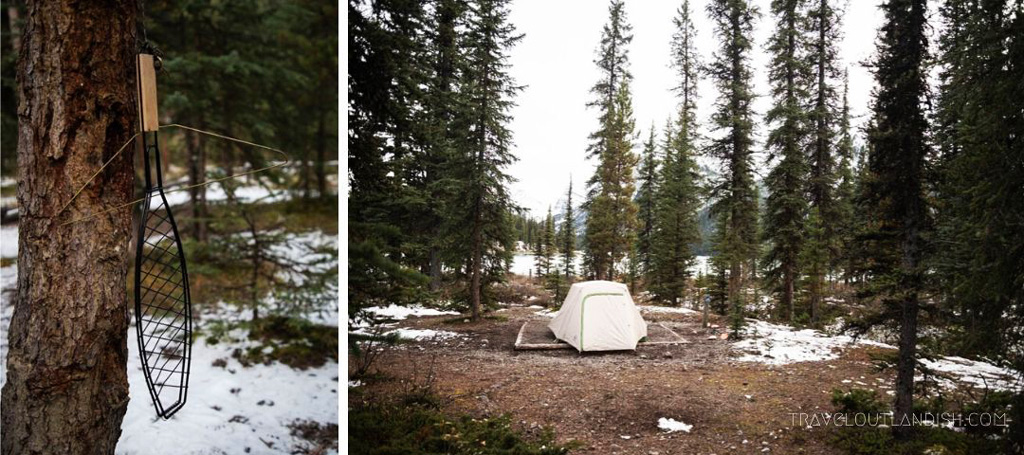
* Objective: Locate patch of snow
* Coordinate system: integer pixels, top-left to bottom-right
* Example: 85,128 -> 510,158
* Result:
160,182 -> 289,207
0,225 -> 17,258
391,328 -> 460,340
363,304 -> 459,321
658,417 -> 692,433
737,319 -> 1022,392
535,308 -> 558,318
733,319 -> 895,365
919,356 -> 1023,392
639,305 -> 697,315
348,380 -> 363,388
348,326 -> 461,341
118,323 -> 339,455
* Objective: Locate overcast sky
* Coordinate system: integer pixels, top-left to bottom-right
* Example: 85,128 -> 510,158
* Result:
505,0 -> 887,217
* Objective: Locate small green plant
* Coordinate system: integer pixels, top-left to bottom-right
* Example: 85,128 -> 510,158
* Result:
831,388 -> 887,414
349,399 -> 578,455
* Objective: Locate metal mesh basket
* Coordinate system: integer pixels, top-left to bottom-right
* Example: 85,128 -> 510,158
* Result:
134,133 -> 192,419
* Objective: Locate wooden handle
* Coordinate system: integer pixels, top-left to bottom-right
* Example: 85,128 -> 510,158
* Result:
137,54 -> 159,132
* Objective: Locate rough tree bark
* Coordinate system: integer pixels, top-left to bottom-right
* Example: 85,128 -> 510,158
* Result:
1,1 -> 136,453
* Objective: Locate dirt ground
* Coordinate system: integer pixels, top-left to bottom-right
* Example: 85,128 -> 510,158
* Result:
352,304 -> 899,455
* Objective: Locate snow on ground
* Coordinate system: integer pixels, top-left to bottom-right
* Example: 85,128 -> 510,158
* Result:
0,265 -> 339,455
362,304 -> 459,321
734,319 -> 1023,392
1,225 -> 16,258
118,323 -> 338,455
658,417 -> 693,433
348,304 -> 462,340
734,319 -> 894,366
919,356 -> 1023,392
0,225 -> 339,454
0,264 -> 13,389
535,308 -> 558,318
639,305 -> 698,315
160,182 -> 290,207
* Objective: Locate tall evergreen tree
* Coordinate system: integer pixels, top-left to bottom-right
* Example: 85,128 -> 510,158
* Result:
348,0 -> 430,323
805,0 -> 842,315
858,0 -> 931,438
762,0 -> 810,323
635,128 -> 659,280
650,0 -> 703,306
833,73 -> 857,283
443,0 -> 522,320
423,0 -> 469,290
583,0 -> 634,280
587,81 -> 640,280
706,0 -> 760,335
933,0 -> 1024,390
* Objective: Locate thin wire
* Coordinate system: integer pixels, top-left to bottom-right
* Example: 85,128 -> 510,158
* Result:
58,124 -> 290,226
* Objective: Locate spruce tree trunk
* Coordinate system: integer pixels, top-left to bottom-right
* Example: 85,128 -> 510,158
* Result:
1,1 -> 136,453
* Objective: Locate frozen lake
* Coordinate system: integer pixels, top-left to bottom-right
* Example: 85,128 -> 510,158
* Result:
511,254 -> 711,277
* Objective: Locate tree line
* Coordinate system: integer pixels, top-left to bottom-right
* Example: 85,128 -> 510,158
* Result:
348,0 -> 521,322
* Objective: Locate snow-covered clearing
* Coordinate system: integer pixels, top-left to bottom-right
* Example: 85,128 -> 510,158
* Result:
734,318 -> 1022,392
733,319 -> 891,365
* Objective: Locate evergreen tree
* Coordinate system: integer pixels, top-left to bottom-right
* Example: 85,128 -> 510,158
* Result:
706,0 -> 760,336
586,0 -> 633,162
583,0 -> 634,280
833,73 -> 857,284
423,0 -> 470,290
348,0 -> 430,325
650,0 -> 704,306
762,0 -> 810,323
442,0 -> 522,321
586,81 -> 640,280
535,207 -> 557,281
532,217 -> 546,279
801,206 -> 828,324
635,128 -> 659,281
558,178 -> 578,298
805,0 -> 842,309
857,0 -> 931,438
933,0 -> 1024,389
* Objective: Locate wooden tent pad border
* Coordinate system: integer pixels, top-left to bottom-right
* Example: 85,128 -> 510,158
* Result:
514,321 -> 687,351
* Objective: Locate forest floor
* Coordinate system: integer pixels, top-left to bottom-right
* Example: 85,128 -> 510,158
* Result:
350,292 -> 1022,455
0,179 -> 340,455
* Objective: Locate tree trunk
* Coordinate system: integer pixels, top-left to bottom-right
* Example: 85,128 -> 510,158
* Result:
470,221 -> 482,321
187,128 -> 208,242
2,1 -> 136,453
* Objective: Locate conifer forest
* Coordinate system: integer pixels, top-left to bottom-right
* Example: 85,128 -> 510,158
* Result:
348,0 -> 1024,453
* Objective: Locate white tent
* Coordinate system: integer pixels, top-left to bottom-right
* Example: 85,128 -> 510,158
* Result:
548,281 -> 648,352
